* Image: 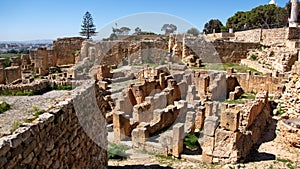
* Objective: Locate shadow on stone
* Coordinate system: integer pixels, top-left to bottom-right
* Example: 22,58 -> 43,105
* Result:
245,152 -> 276,163
245,117 -> 278,163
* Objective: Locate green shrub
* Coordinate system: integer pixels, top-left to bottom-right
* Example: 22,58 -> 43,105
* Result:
184,134 -> 199,150
258,44 -> 264,51
108,143 -> 129,159
11,121 -> 21,133
250,55 -> 257,61
0,101 -> 10,114
2,60 -> 12,67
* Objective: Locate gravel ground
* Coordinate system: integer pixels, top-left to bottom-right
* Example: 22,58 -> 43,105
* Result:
0,90 -> 70,136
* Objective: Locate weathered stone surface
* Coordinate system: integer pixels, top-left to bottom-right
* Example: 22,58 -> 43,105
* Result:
203,116 -> 219,137
0,81 -> 107,168
172,123 -> 184,158
220,109 -> 240,132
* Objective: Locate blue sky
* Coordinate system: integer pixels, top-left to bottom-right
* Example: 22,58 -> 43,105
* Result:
0,0 -> 290,41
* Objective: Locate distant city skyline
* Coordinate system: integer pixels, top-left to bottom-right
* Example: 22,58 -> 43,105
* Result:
0,0 -> 290,41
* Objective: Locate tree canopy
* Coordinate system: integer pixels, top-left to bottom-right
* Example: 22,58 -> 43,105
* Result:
226,4 -> 288,31
80,11 -> 97,39
186,27 -> 200,36
204,19 -> 223,34
161,24 -> 177,34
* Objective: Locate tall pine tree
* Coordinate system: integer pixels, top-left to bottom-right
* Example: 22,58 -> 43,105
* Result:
80,11 -> 97,39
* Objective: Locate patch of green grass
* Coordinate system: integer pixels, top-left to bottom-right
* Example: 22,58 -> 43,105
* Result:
276,102 -> 285,116
225,99 -> 245,104
258,44 -> 264,51
190,63 -> 262,75
0,101 -> 10,114
225,91 -> 256,105
0,53 -> 21,58
2,59 -> 12,67
250,54 -> 257,61
11,121 -> 21,133
184,134 -> 199,150
240,92 -> 256,100
0,90 -> 34,96
32,106 -> 46,118
155,154 -> 176,162
276,157 -> 291,163
287,162 -> 295,169
108,142 -> 129,159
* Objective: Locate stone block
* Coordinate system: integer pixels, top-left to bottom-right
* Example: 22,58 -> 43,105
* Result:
195,106 -> 205,130
203,116 -> 219,137
172,123 -> 184,157
229,92 -> 235,100
220,109 -> 240,131
4,66 -> 21,84
205,102 -> 213,117
202,153 -> 213,164
185,111 -> 196,134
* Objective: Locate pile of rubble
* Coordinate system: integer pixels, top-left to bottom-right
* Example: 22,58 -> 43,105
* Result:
278,74 -> 300,148
246,45 -> 298,72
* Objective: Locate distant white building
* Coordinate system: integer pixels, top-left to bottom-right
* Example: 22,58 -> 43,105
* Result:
269,0 -> 277,6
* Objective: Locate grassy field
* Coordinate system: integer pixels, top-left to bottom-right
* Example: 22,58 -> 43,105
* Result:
190,63 -> 262,75
0,53 -> 21,58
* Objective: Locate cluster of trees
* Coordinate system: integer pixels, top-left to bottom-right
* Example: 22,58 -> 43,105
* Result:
79,11 -> 180,39
204,1 -> 300,34
80,1 -> 300,38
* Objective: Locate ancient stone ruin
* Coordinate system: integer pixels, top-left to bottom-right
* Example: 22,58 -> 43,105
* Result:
0,24 -> 300,168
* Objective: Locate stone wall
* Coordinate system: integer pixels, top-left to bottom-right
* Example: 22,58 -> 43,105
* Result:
0,79 -> 74,94
79,40 -> 168,66
194,70 -> 227,101
30,48 -> 49,76
53,37 -> 85,66
212,41 -> 260,63
4,66 -> 21,84
230,71 -> 286,94
0,80 -> 107,168
171,35 -> 260,64
200,91 -> 271,163
287,27 -> 300,40
207,27 -> 300,46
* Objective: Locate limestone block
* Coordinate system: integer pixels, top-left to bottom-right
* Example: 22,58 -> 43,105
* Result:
220,109 -> 240,132
4,66 -> 21,84
205,102 -> 213,117
172,123 -> 184,158
178,81 -> 187,100
185,111 -> 196,134
132,128 -> 139,148
195,106 -> 205,130
153,92 -> 167,110
202,153 -> 213,164
213,130 -> 235,159
229,92 -> 235,100
203,116 -> 219,137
